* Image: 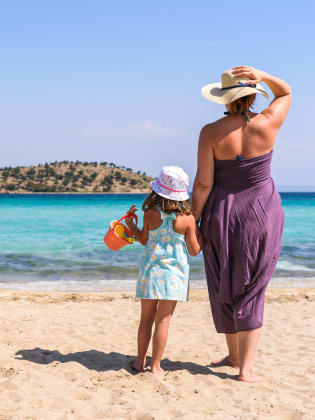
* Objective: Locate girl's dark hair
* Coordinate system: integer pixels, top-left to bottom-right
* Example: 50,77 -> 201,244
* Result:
228,93 -> 256,116
142,191 -> 192,215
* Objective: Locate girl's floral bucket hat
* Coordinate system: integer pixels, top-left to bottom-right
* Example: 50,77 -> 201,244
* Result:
150,166 -> 190,201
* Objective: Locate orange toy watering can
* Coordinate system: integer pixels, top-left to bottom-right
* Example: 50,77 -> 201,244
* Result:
104,213 -> 138,251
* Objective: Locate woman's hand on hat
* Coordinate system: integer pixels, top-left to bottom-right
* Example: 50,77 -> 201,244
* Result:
232,66 -> 265,84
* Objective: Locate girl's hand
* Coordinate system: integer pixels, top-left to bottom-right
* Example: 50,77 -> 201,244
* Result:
126,204 -> 137,224
185,215 -> 203,256
125,205 -> 148,246
196,226 -> 203,242
232,66 -> 266,84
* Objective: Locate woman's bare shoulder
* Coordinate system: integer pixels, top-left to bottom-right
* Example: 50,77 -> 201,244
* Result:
201,116 -> 227,132
199,117 -> 228,144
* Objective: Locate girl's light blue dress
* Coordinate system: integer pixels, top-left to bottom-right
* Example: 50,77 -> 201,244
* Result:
136,208 -> 190,301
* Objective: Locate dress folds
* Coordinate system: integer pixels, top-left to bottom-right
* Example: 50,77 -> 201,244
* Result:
201,151 -> 284,333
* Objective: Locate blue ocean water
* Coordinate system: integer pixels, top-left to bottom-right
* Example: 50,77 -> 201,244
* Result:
0,193 -> 314,291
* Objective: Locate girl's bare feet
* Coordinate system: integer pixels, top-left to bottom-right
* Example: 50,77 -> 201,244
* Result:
210,355 -> 240,368
130,359 -> 145,373
151,365 -> 165,375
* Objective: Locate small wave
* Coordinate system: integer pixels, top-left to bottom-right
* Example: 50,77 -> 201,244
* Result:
1,276 -> 315,292
276,260 -> 314,272
281,244 -> 315,260
0,278 -> 137,292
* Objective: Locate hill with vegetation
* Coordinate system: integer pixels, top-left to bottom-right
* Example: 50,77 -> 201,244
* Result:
0,161 -> 153,193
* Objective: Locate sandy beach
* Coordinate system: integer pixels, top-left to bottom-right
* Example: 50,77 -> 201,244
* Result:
0,288 -> 314,420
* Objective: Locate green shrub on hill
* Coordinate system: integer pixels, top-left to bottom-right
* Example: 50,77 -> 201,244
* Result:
0,161 -> 152,193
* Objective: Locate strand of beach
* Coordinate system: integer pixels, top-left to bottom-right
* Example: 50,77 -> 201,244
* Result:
0,288 -> 314,419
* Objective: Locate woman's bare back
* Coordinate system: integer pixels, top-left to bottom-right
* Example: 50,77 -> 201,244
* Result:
206,110 -> 281,161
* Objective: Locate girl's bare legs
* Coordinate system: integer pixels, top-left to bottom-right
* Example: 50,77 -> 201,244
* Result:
151,300 -> 177,374
132,299 -> 158,372
238,328 -> 261,383
210,333 -> 240,368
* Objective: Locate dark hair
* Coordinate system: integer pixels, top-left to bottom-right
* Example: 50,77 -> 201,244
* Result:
142,191 -> 192,215
228,93 -> 256,116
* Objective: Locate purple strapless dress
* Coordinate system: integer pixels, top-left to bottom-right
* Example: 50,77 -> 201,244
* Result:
201,150 -> 284,333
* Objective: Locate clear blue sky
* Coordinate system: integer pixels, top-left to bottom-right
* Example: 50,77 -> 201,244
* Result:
1,1 -> 314,189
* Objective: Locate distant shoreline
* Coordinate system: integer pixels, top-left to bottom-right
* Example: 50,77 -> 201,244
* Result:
0,161 -> 153,194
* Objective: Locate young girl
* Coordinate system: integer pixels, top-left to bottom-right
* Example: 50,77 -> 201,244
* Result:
125,166 -> 203,375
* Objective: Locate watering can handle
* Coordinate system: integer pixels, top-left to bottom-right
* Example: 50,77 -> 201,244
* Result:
113,213 -> 138,229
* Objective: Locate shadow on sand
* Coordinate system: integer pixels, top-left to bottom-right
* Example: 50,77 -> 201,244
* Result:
15,348 -> 237,380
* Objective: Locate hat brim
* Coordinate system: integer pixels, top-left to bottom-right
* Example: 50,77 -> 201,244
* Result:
150,180 -> 190,202
201,82 -> 270,104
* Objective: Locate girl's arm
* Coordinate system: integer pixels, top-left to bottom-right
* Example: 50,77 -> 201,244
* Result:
125,205 -> 149,246
191,126 -> 214,222
185,215 -> 203,256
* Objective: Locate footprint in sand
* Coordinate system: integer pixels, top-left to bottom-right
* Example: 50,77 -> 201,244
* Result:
63,371 -> 77,382
90,373 -> 106,385
8,391 -> 22,403
257,385 -> 275,393
289,372 -> 311,384
298,346 -> 309,351
136,414 -> 156,420
232,399 -> 243,405
48,401 -> 65,410
110,389 -> 130,406
111,389 -> 124,399
0,367 -> 18,380
29,399 -> 44,409
221,387 -> 233,395
0,381 -> 18,392
74,392 -> 92,401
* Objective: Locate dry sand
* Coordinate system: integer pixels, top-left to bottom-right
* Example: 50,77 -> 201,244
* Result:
0,288 -> 314,420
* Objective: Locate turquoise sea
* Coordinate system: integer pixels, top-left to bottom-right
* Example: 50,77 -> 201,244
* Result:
0,193 -> 314,291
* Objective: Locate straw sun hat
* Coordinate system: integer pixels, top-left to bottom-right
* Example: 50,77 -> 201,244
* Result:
201,68 -> 270,105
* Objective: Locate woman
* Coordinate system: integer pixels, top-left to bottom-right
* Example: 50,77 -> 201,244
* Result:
192,66 -> 291,382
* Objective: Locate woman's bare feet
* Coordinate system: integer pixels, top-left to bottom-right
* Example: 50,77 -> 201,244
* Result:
130,359 -> 145,373
210,355 -> 240,368
238,370 -> 262,383
238,328 -> 261,382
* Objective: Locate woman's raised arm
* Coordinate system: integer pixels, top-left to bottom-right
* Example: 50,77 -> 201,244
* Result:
232,65 -> 292,129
